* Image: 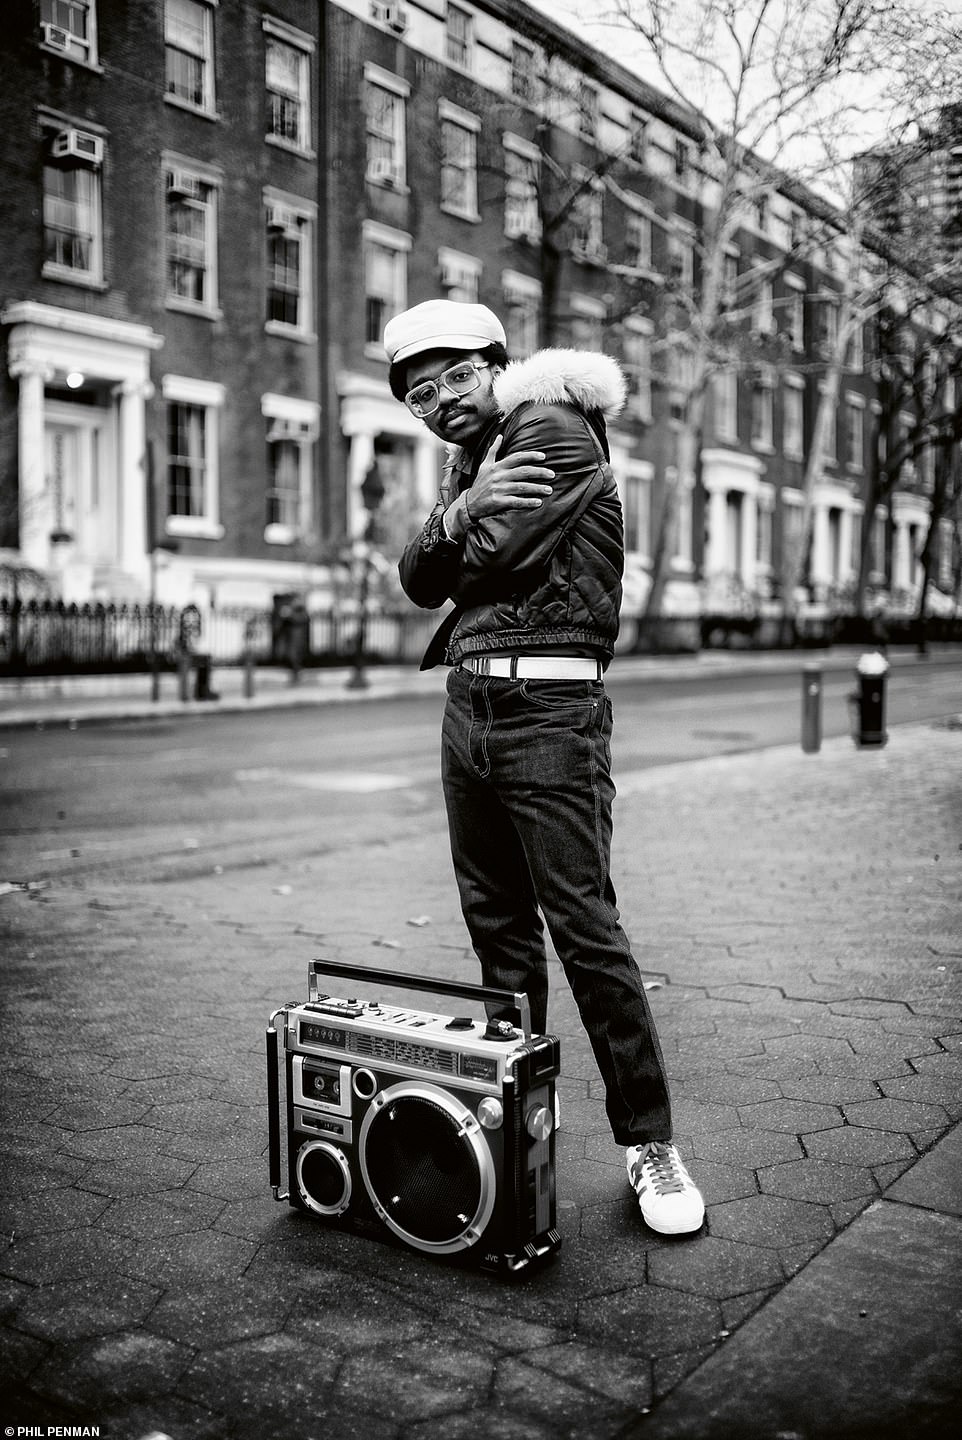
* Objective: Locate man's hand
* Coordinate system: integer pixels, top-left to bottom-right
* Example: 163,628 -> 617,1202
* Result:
444,435 -> 554,539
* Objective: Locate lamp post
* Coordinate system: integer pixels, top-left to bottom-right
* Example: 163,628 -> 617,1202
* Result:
347,458 -> 386,691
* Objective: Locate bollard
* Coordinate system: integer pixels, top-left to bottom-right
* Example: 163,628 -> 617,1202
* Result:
801,663 -> 822,753
851,651 -> 889,747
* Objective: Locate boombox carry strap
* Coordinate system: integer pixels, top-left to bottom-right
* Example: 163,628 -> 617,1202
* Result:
309,959 -> 533,1039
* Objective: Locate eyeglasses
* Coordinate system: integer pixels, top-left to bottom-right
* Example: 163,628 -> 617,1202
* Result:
404,361 -> 491,418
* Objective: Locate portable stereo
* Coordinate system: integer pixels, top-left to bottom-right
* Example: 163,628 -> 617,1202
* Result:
266,959 -> 561,1276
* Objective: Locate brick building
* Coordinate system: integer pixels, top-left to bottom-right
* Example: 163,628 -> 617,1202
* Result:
1,0 -> 959,637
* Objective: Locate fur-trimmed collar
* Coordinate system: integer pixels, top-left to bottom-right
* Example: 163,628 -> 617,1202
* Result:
493,348 -> 627,420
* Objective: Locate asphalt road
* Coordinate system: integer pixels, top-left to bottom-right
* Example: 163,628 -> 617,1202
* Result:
1,659 -> 959,887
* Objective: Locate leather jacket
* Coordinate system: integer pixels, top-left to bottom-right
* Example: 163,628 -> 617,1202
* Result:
398,349 -> 627,670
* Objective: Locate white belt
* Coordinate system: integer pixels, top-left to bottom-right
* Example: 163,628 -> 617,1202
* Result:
459,655 -> 603,680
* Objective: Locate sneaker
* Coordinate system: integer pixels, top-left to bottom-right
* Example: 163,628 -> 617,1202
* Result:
626,1141 -> 705,1236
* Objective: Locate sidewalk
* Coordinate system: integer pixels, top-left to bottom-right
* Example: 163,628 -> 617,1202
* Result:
1,707 -> 960,1437
0,641 -> 955,727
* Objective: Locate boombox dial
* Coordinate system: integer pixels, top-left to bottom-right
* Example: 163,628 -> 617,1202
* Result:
352,1067 -> 378,1100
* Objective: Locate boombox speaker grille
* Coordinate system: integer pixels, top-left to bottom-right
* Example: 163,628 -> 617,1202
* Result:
359,1084 -> 496,1255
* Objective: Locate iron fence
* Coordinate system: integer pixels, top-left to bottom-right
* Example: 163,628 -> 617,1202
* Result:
0,599 -> 439,675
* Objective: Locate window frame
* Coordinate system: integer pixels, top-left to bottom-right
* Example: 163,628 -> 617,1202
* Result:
503,134 -> 541,242
363,220 -> 411,356
261,392 -> 320,545
164,0 -> 217,117
40,0 -> 99,67
445,2 -> 473,70
41,133 -> 104,287
264,192 -> 317,341
164,160 -> 221,318
264,17 -> 314,156
502,269 -> 541,360
364,65 -> 409,189
439,100 -> 480,222
161,373 -> 226,540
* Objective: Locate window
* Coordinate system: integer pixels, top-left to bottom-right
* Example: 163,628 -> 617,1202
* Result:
570,295 -> 605,352
162,375 -> 225,539
628,111 -> 647,165
755,192 -> 769,233
669,468 -> 694,569
511,40 -> 537,104
502,270 -> 541,359
363,221 -> 409,350
870,507 -> 888,580
265,22 -> 313,152
623,462 -> 652,555
817,295 -> 838,356
262,394 -> 320,544
42,133 -> 103,283
578,81 -> 599,140
820,390 -> 838,463
445,3 -> 472,68
365,67 -> 408,187
786,276 -> 805,351
721,250 -> 739,311
624,209 -> 652,272
752,279 -> 775,335
504,136 -> 541,242
750,369 -> 774,448
265,195 -> 315,336
668,225 -> 694,289
40,0 -> 97,64
440,103 -> 480,220
674,137 -> 692,187
712,367 -> 738,442
668,344 -> 694,424
165,165 -> 218,314
165,0 -> 215,113
438,247 -> 481,303
570,175 -> 605,263
782,492 -> 805,576
845,394 -> 865,470
783,377 -> 804,460
623,321 -> 652,422
847,321 -> 864,371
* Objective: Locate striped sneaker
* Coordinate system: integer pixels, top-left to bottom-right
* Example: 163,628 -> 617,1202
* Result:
626,1141 -> 705,1235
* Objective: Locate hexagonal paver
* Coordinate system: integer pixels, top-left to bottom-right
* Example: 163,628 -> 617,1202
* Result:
738,1099 -> 844,1133
579,1285 -> 721,1356
493,1354 -> 638,1432
647,1235 -> 784,1297
12,1275 -> 160,1341
336,1335 -> 496,1421
2,1227 -> 140,1285
0,1184 -> 110,1237
26,1330 -> 191,1408
120,1229 -> 259,1287
671,1099 -> 742,1134
147,1277 -> 293,1348
693,1129 -> 805,1168
708,1193 -> 834,1247
77,1152 -> 197,1196
519,1339 -> 654,1411
842,1097 -> 949,1132
757,1157 -> 877,1204
100,1189 -> 225,1240
178,1333 -> 339,1425
802,1125 -> 917,1167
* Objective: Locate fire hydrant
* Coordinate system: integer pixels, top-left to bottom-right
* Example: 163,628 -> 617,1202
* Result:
849,651 -> 889,748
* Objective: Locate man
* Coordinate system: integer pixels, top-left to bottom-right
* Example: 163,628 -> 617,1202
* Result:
386,299 -> 703,1237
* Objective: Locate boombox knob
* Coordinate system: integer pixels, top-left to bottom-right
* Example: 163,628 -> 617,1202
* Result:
526,1104 -> 554,1141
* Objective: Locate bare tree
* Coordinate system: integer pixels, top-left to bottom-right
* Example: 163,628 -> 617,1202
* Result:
591,0 -> 959,635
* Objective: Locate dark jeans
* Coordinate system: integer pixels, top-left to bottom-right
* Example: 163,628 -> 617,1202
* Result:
440,665 -> 672,1147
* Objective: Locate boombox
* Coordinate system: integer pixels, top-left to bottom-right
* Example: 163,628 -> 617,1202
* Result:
266,960 -> 561,1276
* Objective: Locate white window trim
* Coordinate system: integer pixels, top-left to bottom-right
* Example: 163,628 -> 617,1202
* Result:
164,0 -> 219,120
623,317 -> 653,424
439,100 -> 481,222
783,373 -> 805,461
41,120 -> 106,288
363,220 -> 411,358
261,392 -> 319,545
163,155 -> 222,319
264,188 -> 317,342
264,16 -> 315,157
40,0 -> 102,70
161,372 -> 225,540
438,246 -> 482,300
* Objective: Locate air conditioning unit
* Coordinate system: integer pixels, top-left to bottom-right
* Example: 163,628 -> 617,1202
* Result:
267,204 -> 301,235
167,169 -> 204,199
368,157 -> 401,187
51,128 -> 103,165
372,2 -> 408,33
42,21 -> 71,50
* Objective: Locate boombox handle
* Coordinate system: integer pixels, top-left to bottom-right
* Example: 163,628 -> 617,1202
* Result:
309,958 -> 533,1040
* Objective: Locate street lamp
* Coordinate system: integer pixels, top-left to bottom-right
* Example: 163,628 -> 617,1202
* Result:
346,458 -> 386,691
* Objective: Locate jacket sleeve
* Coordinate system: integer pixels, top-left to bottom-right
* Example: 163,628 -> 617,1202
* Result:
398,477 -> 464,610
450,401 -> 603,607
